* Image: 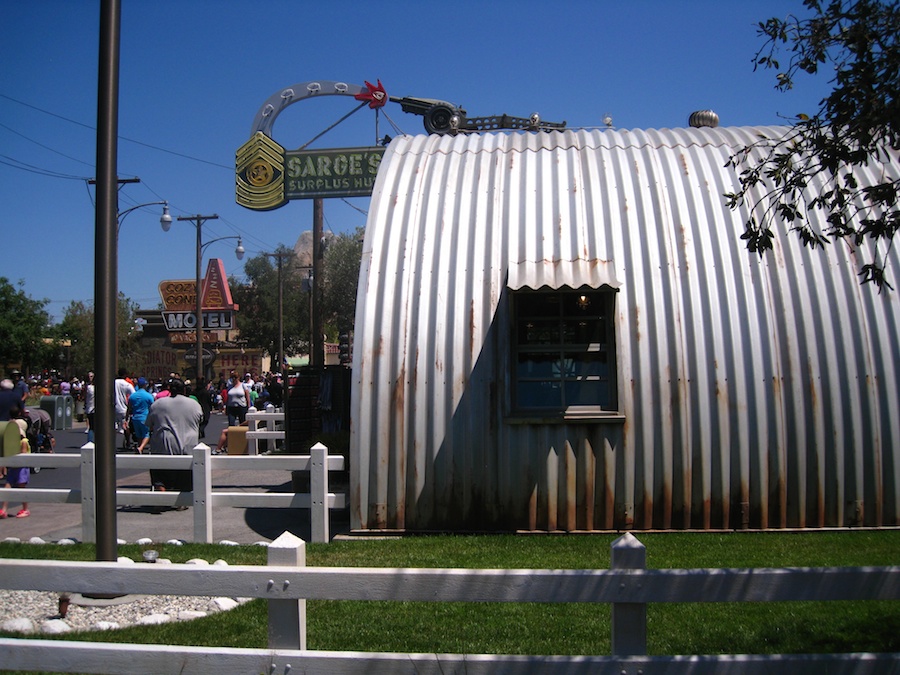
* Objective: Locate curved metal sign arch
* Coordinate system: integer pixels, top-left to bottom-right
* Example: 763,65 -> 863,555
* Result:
250,80 -> 372,138
236,80 -> 387,210
236,79 -> 565,210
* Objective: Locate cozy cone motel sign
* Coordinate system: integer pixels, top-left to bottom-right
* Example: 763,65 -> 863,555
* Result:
159,259 -> 237,338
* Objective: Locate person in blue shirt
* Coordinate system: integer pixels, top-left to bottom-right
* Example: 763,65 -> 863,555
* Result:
128,377 -> 155,454
10,371 -> 28,407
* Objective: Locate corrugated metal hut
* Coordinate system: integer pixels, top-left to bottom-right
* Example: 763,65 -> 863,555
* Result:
350,126 -> 900,532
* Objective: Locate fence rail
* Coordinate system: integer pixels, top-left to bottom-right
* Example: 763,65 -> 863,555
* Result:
0,532 -> 898,674
0,441 -> 345,543
245,408 -> 284,454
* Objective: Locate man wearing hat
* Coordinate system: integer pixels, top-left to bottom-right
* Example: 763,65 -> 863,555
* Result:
10,370 -> 28,407
128,377 -> 155,454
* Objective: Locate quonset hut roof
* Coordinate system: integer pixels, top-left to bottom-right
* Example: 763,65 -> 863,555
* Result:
351,127 -> 900,532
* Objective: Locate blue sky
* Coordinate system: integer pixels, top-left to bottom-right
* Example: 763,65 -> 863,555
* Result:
2,1 -> 830,322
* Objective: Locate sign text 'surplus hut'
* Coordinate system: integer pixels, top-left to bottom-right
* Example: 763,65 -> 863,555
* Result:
350,127 -> 900,532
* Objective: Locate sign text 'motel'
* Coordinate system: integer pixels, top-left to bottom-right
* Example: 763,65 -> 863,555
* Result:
163,310 -> 235,332
159,259 -> 238,333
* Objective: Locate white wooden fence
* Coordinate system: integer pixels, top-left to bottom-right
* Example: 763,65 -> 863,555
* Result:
245,407 -> 284,454
0,442 -> 345,543
0,532 -> 897,674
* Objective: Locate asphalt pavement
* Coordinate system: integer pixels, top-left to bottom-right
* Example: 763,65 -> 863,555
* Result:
2,412 -> 350,545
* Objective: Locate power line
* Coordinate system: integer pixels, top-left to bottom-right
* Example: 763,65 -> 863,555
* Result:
0,154 -> 90,180
340,198 -> 369,217
2,94 -> 369,258
121,135 -> 232,170
0,93 -> 95,131
0,93 -> 232,170
0,121 -> 95,168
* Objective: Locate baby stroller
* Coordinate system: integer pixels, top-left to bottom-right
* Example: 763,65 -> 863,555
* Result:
22,408 -> 54,473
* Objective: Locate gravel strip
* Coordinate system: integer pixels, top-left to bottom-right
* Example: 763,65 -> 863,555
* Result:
0,544 -> 265,634
0,589 -> 227,633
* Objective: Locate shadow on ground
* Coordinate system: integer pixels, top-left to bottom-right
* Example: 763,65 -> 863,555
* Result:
243,480 -> 351,542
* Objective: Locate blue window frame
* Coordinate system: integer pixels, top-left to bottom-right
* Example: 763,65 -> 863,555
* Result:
512,289 -> 617,414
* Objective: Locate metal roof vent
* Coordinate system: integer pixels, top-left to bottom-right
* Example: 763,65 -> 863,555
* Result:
689,110 -> 719,128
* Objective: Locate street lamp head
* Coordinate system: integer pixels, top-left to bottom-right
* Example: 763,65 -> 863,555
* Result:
160,203 -> 172,232
235,236 -> 245,261
118,200 -> 172,232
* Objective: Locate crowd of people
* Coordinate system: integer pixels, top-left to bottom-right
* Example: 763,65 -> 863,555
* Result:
114,369 -> 285,490
5,368 -> 285,421
6,370 -> 86,402
1,366 -> 287,513
113,370 -> 284,447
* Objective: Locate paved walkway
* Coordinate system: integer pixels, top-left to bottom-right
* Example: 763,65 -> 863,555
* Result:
5,473 -> 350,546
2,417 -> 350,546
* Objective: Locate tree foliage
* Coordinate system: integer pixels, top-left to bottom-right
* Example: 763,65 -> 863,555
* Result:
0,277 -> 53,372
54,294 -> 144,376
232,228 -> 364,360
321,227 -> 364,335
233,246 -> 311,362
725,0 -> 900,290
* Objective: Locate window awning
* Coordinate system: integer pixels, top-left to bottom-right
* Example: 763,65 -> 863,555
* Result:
507,258 -> 620,291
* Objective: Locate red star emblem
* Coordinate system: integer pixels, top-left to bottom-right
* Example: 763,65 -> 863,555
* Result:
354,80 -> 388,109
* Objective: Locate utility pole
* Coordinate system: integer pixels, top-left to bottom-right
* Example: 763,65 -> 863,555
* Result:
264,252 -> 294,373
163,215 -> 243,382
178,214 -> 219,383
94,0 -> 121,563
88,177 -> 139,187
311,198 -> 325,367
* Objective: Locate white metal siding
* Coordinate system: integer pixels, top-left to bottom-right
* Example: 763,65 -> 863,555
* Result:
350,127 -> 900,531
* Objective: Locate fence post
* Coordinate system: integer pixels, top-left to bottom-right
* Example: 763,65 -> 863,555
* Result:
192,443 -> 213,543
264,403 -> 276,453
80,443 -> 96,544
610,532 -> 647,655
310,442 -> 328,543
246,407 -> 258,455
267,531 -> 307,649
266,412 -> 276,453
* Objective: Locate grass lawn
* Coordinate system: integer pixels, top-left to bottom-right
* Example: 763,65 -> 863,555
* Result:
1,531 -> 898,656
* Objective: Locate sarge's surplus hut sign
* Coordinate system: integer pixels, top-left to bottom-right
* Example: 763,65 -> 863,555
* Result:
235,80 -> 389,211
285,147 -> 383,199
236,133 -> 384,209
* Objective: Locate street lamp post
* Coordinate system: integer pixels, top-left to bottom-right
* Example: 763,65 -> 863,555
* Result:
163,214 -> 244,382
90,182 -> 170,561
94,0 -> 121,567
264,252 -> 293,374
188,214 -> 216,385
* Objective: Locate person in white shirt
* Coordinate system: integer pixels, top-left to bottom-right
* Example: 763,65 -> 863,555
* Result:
84,372 -> 96,442
114,368 -> 135,448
